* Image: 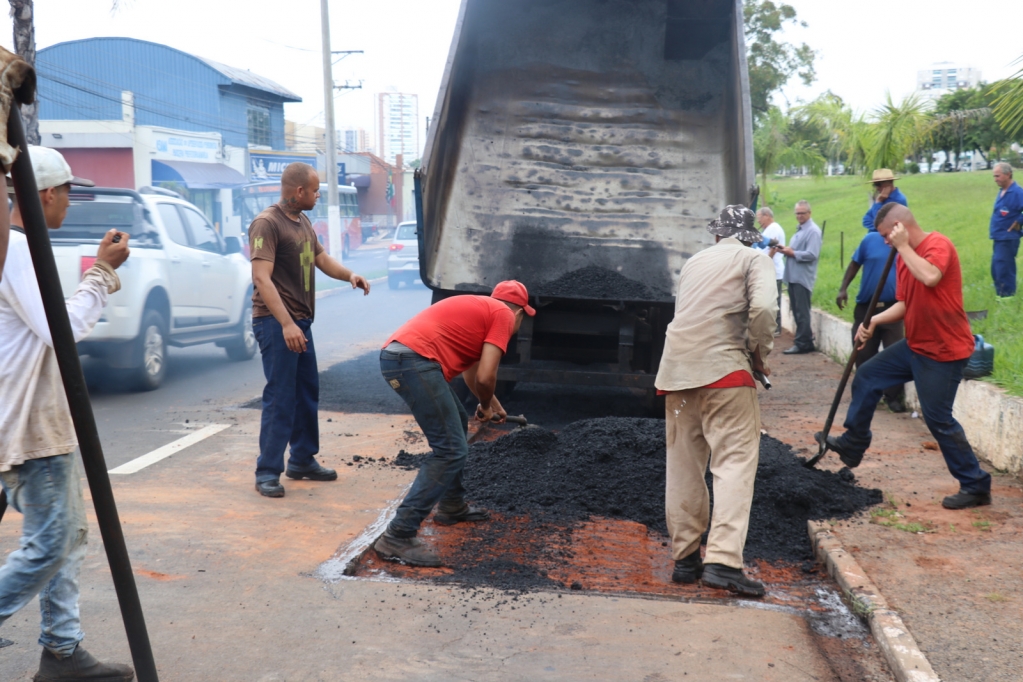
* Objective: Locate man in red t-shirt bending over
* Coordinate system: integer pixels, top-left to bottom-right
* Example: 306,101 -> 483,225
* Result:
822,204 -> 992,509
373,281 -> 534,566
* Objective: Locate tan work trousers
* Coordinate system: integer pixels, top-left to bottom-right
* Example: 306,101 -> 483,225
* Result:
664,387 -> 760,569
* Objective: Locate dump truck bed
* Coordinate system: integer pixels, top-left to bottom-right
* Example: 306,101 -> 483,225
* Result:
419,0 -> 754,300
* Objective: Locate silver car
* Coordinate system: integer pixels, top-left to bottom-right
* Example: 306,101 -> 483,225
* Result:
387,221 -> 421,289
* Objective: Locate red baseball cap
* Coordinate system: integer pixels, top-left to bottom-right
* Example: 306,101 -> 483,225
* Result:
491,280 -> 535,316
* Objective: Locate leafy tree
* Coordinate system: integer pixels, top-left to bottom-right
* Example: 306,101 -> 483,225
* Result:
753,106 -> 826,194
744,1 -> 817,120
931,85 -> 1012,169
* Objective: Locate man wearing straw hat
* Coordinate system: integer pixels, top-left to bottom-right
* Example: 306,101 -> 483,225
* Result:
656,205 -> 777,597
862,169 -> 908,230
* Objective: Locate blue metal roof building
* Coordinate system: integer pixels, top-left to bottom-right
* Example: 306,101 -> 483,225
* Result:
37,37 -> 301,149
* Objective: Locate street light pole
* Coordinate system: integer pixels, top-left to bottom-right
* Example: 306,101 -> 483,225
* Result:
320,0 -> 342,262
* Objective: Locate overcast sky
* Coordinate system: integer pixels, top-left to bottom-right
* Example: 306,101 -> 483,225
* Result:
2,0 -> 1021,156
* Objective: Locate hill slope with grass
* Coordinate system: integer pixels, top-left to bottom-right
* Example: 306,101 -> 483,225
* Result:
762,172 -> 1022,397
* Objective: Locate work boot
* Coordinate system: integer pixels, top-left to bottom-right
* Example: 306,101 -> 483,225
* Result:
701,563 -> 765,598
671,550 -> 703,584
34,645 -> 134,681
373,532 -> 442,567
433,503 -> 491,526
255,479 -> 285,498
814,432 -> 863,469
285,460 -> 337,481
941,490 -> 992,510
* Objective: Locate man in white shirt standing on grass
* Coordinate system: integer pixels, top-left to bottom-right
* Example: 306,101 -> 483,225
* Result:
0,147 -> 134,681
755,206 -> 786,335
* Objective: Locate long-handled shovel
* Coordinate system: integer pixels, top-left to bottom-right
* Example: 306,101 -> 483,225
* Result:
805,247 -> 898,469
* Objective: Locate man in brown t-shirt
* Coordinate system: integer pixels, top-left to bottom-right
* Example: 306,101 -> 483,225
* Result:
251,162 -> 371,497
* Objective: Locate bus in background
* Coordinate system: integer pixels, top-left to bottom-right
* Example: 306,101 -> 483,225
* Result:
235,181 -> 362,259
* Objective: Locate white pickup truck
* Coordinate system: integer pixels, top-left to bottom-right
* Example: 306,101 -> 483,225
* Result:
54,187 -> 255,390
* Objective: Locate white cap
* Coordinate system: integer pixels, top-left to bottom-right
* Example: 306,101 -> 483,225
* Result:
24,145 -> 95,190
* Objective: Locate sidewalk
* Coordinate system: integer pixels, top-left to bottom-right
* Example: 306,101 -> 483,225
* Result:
762,333 -> 1023,682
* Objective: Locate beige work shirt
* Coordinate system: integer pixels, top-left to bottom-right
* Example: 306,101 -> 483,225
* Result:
655,237 -> 778,391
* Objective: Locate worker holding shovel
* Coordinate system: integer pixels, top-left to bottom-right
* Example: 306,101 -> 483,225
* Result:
373,281 -> 534,567
821,204 -> 992,509
655,205 -> 777,597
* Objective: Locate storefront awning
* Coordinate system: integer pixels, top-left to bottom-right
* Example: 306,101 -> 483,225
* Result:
151,160 -> 246,189
351,174 -> 372,188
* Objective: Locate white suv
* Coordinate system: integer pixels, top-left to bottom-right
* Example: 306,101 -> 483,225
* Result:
387,220 -> 420,289
53,187 -> 255,390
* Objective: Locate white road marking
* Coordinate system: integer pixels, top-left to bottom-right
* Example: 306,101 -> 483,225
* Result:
109,424 -> 232,475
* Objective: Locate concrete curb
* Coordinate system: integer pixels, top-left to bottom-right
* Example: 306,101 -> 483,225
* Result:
780,296 -> 1023,476
315,275 -> 387,300
808,521 -> 941,682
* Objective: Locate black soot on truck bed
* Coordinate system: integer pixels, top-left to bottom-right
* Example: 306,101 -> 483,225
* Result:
457,418 -> 881,563
534,266 -> 663,300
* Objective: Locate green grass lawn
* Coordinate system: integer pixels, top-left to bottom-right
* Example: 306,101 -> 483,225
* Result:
762,171 -> 1023,397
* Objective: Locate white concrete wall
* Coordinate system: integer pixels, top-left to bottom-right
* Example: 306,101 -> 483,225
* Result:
781,298 -> 1023,476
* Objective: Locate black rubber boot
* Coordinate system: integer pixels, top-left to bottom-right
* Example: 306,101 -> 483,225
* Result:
285,461 -> 337,481
255,479 -> 285,498
373,532 -> 442,567
701,563 -> 765,597
814,432 -> 864,469
941,491 -> 992,510
34,646 -> 134,681
434,503 -> 491,526
671,550 -> 703,584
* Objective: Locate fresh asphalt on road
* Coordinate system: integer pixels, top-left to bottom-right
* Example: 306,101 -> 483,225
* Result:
84,248 -> 432,470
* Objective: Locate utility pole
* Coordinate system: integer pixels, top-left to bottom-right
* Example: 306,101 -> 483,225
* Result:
319,0 -> 342,261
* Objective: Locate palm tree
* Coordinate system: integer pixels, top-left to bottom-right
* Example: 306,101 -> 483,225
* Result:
864,93 -> 931,174
992,55 -> 1023,139
754,107 -> 826,196
793,91 -> 879,175
8,0 -> 37,143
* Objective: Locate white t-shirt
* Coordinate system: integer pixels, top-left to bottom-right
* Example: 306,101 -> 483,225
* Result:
761,221 -> 786,280
0,230 -> 117,471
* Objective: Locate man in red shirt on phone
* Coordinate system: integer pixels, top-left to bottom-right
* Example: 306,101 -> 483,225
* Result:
822,204 -> 992,509
373,281 -> 534,566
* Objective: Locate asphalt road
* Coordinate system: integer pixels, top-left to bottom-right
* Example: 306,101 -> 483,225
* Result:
85,248 -> 431,469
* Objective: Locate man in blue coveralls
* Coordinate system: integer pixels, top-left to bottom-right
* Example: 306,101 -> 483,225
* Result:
862,169 -> 908,230
836,210 -> 907,412
989,162 -> 1022,298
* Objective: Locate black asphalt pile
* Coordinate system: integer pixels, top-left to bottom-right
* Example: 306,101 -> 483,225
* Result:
453,418 -> 882,563
534,265 -> 662,300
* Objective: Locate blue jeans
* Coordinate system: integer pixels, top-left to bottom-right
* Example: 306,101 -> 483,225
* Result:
840,339 -> 991,494
253,316 -> 320,482
991,239 -> 1019,297
0,454 -> 88,655
380,348 -> 469,538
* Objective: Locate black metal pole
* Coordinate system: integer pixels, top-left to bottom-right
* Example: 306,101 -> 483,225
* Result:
805,246 -> 898,469
6,108 -> 159,681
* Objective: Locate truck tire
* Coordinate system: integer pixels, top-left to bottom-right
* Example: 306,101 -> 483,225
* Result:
388,273 -> 401,290
133,309 -> 167,391
224,303 -> 257,361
